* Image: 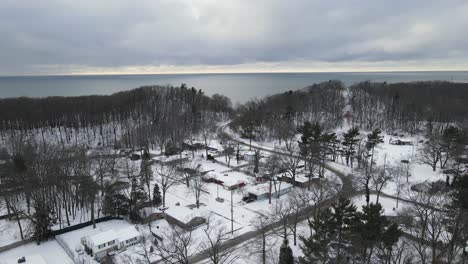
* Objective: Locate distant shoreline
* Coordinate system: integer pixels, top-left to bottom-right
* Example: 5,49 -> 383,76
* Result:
1,72 -> 468,103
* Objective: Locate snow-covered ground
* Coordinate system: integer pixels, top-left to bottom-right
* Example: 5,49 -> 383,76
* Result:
353,194 -> 407,216
56,219 -> 136,264
0,240 -> 73,264
1,125 -> 443,264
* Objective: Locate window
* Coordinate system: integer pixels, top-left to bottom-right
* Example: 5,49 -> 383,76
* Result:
126,237 -> 137,244
108,240 -> 115,246
98,243 -> 106,249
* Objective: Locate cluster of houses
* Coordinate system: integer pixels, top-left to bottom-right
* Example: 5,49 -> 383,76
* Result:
80,226 -> 141,260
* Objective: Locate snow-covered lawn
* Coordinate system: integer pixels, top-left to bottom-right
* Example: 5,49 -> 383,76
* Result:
0,240 -> 73,264
353,194 -> 407,216
0,218 -> 30,247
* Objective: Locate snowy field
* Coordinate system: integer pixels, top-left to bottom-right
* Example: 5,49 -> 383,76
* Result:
0,240 -> 73,264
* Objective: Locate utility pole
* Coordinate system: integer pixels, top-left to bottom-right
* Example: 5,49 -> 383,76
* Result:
231,190 -> 234,235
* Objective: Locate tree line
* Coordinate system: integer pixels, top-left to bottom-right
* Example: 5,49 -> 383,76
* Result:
0,84 -> 233,151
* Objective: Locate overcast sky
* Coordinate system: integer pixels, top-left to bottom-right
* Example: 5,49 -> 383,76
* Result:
1,0 -> 468,75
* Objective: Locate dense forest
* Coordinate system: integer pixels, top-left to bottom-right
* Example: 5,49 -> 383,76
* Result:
0,85 -> 233,151
349,81 -> 468,133
232,80 -> 346,144
233,80 -> 468,142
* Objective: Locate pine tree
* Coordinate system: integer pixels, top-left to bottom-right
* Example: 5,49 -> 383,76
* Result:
103,185 -> 130,217
300,198 -> 358,264
31,200 -> 54,244
279,239 -> 294,264
129,178 -> 148,221
342,127 -> 360,167
332,197 -> 358,263
300,208 -> 335,264
352,203 -> 400,263
153,183 -> 162,206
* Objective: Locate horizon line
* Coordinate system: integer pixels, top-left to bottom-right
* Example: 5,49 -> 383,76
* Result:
1,69 -> 467,78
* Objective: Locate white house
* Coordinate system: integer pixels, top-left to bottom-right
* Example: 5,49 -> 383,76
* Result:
246,182 -> 292,200
81,226 -> 140,259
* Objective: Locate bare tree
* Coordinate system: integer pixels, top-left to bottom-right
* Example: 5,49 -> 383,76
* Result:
288,189 -> 308,246
268,198 -> 293,242
401,190 -> 448,264
155,163 -> 179,207
154,225 -> 197,264
264,153 -> 282,204
200,114 -> 216,159
91,149 -> 114,196
281,141 -> 301,188
250,216 -> 277,264
394,161 -> 411,209
223,140 -> 235,168
201,217 -> 240,264
372,157 -> 395,203
181,159 -> 201,188
419,138 -> 441,171
187,160 -> 204,209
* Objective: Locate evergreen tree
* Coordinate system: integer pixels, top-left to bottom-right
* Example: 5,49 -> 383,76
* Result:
297,121 -> 314,168
300,208 -> 335,264
365,128 -> 384,151
363,128 -> 384,204
279,239 -> 294,264
332,197 -> 358,263
352,203 -> 400,263
31,200 -> 54,244
153,183 -> 162,205
129,178 -> 148,221
140,158 -> 153,201
342,127 -> 360,167
320,132 -> 337,177
103,185 -> 130,217
301,197 -> 358,264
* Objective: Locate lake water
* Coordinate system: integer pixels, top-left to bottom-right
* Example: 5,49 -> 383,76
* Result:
0,71 -> 467,103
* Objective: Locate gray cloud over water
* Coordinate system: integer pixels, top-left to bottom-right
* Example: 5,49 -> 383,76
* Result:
1,0 -> 468,75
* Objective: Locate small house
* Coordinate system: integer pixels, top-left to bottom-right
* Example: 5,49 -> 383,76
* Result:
246,182 -> 292,201
81,226 -> 140,259
201,172 -> 246,190
277,173 -> 319,188
389,138 -> 413,146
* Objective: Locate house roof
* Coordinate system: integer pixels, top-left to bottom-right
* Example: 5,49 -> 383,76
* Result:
88,229 -> 117,246
246,182 -> 292,196
117,226 -> 140,242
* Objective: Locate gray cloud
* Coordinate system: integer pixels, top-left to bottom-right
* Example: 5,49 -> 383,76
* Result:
1,0 -> 468,75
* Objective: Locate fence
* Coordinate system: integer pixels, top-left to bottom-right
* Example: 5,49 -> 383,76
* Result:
0,238 -> 34,254
52,216 -> 123,236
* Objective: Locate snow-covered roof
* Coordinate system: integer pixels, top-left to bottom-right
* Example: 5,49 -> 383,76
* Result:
246,182 -> 292,196
87,229 -> 117,246
281,173 -> 311,183
3,255 -> 47,264
84,226 -> 140,246
116,226 -> 140,242
204,172 -> 246,187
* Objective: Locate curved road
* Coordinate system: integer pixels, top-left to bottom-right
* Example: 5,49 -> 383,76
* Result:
176,123 -> 362,263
